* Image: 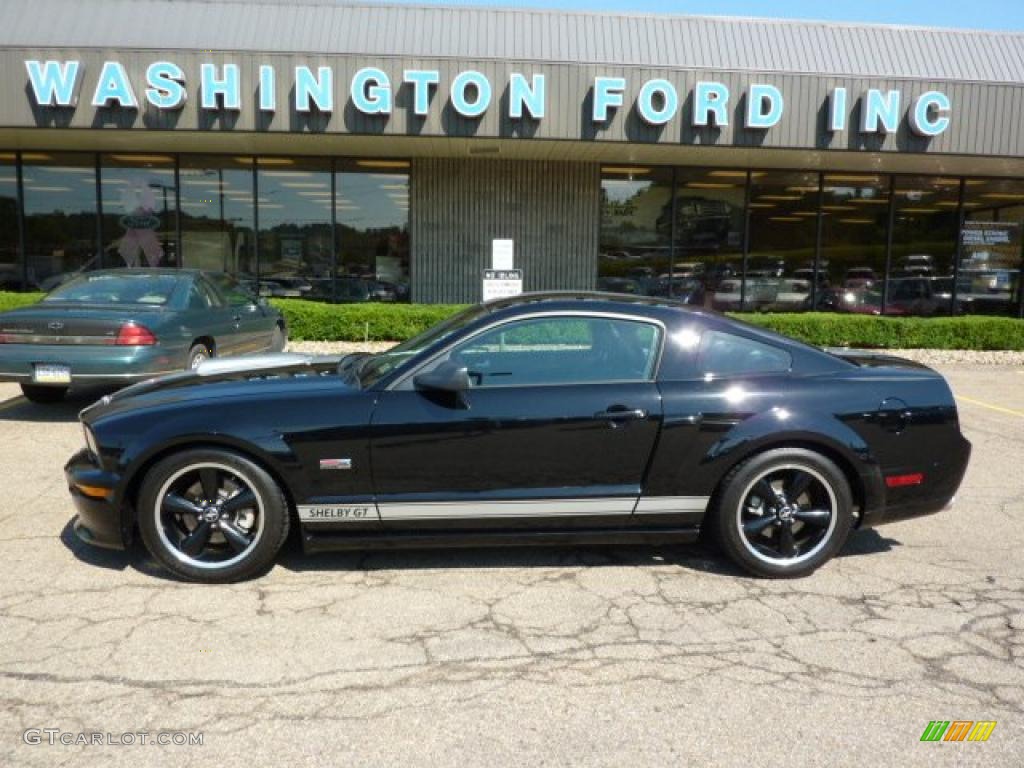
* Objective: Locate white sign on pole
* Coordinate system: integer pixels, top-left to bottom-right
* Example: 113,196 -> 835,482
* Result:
482,269 -> 523,301
492,239 -> 514,270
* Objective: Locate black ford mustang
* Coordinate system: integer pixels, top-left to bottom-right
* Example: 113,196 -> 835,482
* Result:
66,293 -> 971,583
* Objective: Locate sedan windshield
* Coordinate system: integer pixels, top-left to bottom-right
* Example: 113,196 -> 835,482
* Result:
44,274 -> 182,306
357,304 -> 489,388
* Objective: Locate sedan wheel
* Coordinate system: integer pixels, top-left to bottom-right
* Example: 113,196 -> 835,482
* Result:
188,343 -> 211,370
712,448 -> 853,578
138,450 -> 290,582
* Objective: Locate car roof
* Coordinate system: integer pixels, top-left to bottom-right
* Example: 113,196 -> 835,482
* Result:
74,267 -> 202,278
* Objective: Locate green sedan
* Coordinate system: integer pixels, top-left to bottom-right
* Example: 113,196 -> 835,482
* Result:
0,269 -> 287,403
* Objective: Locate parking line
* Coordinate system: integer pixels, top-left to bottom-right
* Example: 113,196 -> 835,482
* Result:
0,397 -> 24,412
955,394 -> 1024,419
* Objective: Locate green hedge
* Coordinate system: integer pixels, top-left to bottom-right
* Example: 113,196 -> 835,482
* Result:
1,291 -> 1022,349
735,313 -> 1024,351
0,292 -> 44,313
270,299 -> 468,342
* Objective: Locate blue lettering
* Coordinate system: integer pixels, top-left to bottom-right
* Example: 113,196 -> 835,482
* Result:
25,60 -> 82,107
92,61 -> 137,108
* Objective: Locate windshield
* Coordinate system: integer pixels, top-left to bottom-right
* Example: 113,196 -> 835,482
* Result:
44,273 -> 182,306
356,304 -> 489,388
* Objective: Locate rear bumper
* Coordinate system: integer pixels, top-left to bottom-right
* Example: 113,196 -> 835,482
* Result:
0,344 -> 180,385
862,433 -> 972,528
64,449 -> 127,550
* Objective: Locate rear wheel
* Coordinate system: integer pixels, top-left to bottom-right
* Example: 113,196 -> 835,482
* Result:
712,448 -> 853,578
20,384 -> 68,403
137,449 -> 290,583
187,343 -> 212,370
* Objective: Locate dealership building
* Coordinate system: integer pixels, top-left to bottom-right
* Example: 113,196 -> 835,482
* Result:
1,0 -> 1023,315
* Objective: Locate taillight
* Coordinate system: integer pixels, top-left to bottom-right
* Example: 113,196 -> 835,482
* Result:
115,323 -> 157,346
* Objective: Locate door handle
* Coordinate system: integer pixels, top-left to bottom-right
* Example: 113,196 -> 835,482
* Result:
595,406 -> 647,421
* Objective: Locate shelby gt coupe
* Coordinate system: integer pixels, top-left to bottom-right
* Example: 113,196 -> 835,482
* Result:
0,269 -> 287,403
65,293 -> 971,583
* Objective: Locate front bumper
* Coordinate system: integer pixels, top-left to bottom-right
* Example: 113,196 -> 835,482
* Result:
64,449 -> 127,550
0,344 -> 180,385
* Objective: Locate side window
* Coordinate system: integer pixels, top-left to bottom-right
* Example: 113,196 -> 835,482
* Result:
187,282 -> 210,310
447,316 -> 661,388
698,331 -> 791,377
211,275 -> 254,307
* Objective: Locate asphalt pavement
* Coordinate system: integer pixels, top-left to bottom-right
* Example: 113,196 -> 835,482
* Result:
0,363 -> 1021,767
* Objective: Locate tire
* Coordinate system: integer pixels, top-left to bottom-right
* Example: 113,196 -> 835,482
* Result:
187,342 -> 212,371
712,448 -> 853,578
270,324 -> 286,353
137,448 -> 290,583
20,383 -> 68,403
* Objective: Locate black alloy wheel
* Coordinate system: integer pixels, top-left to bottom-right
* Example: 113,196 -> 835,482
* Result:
713,448 -> 853,578
138,449 -> 289,582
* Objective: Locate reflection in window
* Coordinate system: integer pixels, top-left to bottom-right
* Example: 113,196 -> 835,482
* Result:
22,152 -> 98,291
180,155 -> 256,279
336,160 -> 411,302
451,316 -> 661,386
886,176 -> 960,316
257,158 -> 333,301
0,154 -> 17,289
698,331 -> 792,377
101,154 -> 177,270
962,179 -> 1024,316
822,173 -> 890,313
674,169 -> 744,306
599,167 -> 673,297
740,171 -> 820,313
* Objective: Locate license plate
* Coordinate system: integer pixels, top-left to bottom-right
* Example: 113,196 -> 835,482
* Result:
32,364 -> 71,384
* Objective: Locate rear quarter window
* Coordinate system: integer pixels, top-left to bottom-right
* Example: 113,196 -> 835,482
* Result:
698,330 -> 792,377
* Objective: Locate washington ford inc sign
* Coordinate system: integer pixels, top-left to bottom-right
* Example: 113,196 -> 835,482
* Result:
25,59 -> 952,137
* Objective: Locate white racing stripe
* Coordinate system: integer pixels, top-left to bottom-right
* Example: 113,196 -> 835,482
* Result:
379,497 -> 636,520
299,496 -> 711,522
634,496 -> 711,515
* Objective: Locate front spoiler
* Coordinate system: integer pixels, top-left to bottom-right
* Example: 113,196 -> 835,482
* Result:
64,449 -> 127,550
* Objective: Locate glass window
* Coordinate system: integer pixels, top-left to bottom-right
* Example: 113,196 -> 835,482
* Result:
822,173 -> 890,312
209,273 -> 256,307
742,171 -> 821,313
22,152 -> 98,291
257,158 -> 333,301
673,168 -> 745,307
43,272 -> 183,306
881,176 -> 961,316
698,331 -> 791,377
599,167 -> 673,296
0,153 -> 18,290
961,179 -> 1024,316
100,154 -> 177,269
336,160 -> 411,303
448,316 -> 662,387
180,155 -> 256,279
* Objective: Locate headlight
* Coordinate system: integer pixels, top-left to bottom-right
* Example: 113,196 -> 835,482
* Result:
83,425 -> 100,458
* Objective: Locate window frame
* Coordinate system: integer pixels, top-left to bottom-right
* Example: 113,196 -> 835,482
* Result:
389,311 -> 667,391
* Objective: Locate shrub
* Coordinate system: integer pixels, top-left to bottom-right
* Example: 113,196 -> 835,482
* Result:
0,292 -> 44,312
270,299 -> 469,342
733,312 -> 1024,351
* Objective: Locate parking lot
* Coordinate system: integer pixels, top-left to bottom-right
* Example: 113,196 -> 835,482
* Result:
0,363 -> 1021,767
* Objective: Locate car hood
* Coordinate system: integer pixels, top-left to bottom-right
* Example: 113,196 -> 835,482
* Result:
81,353 -> 353,422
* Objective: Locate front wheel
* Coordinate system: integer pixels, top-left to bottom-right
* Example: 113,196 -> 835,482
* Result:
137,449 -> 290,583
712,448 -> 853,578
20,383 -> 68,403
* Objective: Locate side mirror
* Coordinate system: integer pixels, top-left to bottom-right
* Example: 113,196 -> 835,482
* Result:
414,360 -> 471,394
